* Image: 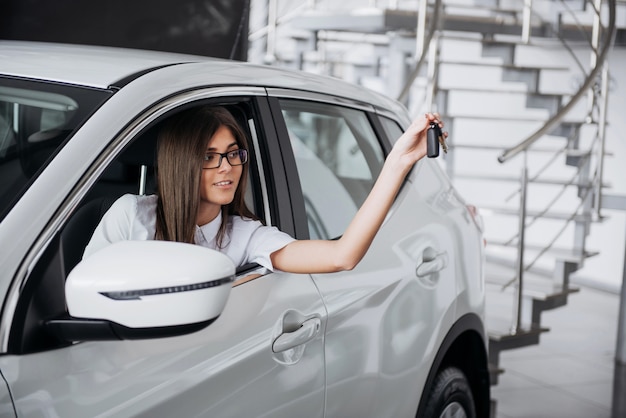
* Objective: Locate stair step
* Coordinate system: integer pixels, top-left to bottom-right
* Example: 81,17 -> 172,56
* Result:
484,260 -> 579,314
453,171 -> 612,189
532,285 -> 580,306
448,118 -> 590,146
478,205 -> 594,221
439,58 -> 570,73
291,7 -> 542,36
443,2 -> 523,17
486,276 -> 580,302
451,144 -> 566,151
442,11 -> 548,37
486,32 -> 579,48
487,324 -> 549,385
445,90 -> 590,120
290,8 -> 417,33
487,241 -> 600,258
489,326 -> 549,353
439,85 -> 567,96
485,261 -> 574,293
451,144 -> 610,160
444,112 -> 590,124
439,32 -> 570,65
483,252 -> 599,295
453,171 -> 601,188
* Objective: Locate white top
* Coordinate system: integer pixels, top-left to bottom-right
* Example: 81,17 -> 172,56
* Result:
83,194 -> 295,271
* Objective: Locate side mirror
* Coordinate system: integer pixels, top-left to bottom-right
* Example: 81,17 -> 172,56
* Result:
46,241 -> 235,341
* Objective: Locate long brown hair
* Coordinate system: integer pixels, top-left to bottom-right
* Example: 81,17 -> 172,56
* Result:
154,106 -> 257,247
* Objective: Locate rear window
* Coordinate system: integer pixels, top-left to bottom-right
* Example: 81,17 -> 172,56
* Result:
0,77 -> 113,221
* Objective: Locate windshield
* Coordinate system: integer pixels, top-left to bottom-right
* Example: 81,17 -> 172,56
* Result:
0,77 -> 113,221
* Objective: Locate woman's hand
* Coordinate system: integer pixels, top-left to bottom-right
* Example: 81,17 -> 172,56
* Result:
389,112 -> 448,170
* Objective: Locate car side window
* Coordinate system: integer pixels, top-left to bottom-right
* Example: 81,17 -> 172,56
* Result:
278,99 -> 385,239
379,116 -> 405,144
0,80 -> 112,222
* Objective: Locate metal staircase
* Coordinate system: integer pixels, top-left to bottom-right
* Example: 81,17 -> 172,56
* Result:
248,0 -> 620,386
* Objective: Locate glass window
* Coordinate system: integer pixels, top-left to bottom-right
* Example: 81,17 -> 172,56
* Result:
279,99 -> 384,239
379,116 -> 405,145
0,78 -> 113,221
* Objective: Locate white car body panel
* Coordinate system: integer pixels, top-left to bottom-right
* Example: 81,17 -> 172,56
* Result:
313,159 -> 475,417
0,274 -> 326,417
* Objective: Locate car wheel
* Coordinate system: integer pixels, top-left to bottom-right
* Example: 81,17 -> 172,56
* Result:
422,366 -> 476,418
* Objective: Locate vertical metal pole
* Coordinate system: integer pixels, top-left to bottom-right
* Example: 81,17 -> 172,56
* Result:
416,0 -> 428,59
522,0 -> 533,43
139,165 -> 147,196
594,65 -> 609,219
512,164 -> 528,333
265,0 -> 278,64
617,220 -> 626,364
590,0 -> 602,69
612,218 -> 626,417
425,33 -> 440,112
587,0 -> 602,118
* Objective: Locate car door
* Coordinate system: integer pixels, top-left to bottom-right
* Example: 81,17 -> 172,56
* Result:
269,92 -> 459,418
0,91 -> 326,417
0,371 -> 15,418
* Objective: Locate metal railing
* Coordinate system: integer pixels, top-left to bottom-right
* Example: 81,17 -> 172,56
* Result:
496,0 -> 617,332
498,0 -> 616,164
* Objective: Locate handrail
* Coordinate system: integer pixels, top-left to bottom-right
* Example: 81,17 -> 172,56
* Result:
497,0 -> 616,163
493,0 -> 616,327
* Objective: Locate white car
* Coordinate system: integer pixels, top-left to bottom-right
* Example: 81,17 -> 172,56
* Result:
0,41 -> 489,417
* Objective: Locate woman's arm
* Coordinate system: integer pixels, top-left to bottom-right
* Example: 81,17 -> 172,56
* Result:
270,112 -> 445,274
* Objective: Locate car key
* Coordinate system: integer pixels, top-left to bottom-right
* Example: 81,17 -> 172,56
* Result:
427,122 -> 443,158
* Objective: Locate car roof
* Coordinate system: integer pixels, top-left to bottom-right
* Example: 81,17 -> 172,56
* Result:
0,41 -> 407,118
0,40 -> 213,88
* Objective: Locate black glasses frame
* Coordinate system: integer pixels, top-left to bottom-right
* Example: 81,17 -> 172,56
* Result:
203,149 -> 248,169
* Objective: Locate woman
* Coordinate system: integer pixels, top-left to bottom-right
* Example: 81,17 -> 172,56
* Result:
83,105 -> 446,275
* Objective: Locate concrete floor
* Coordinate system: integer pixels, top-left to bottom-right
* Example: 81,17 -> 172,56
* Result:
490,285 -> 622,418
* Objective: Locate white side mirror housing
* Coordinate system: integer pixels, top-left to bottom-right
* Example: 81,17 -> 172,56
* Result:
48,240 -> 235,341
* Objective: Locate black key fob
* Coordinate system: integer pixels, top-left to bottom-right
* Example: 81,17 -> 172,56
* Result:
427,122 -> 441,158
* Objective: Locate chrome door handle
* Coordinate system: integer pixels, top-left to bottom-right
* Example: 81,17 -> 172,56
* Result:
416,247 -> 448,277
272,317 -> 321,353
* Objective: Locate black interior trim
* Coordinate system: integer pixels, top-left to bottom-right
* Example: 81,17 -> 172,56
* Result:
264,97 -> 308,239
46,316 -> 218,342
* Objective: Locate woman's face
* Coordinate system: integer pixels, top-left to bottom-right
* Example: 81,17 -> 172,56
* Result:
198,125 -> 243,224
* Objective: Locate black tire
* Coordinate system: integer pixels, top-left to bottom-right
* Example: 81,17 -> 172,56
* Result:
422,367 -> 476,418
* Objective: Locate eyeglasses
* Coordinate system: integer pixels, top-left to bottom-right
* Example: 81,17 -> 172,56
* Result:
203,149 -> 248,169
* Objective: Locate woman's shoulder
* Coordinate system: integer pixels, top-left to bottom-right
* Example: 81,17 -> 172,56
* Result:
113,193 -> 157,209
106,194 -> 157,221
